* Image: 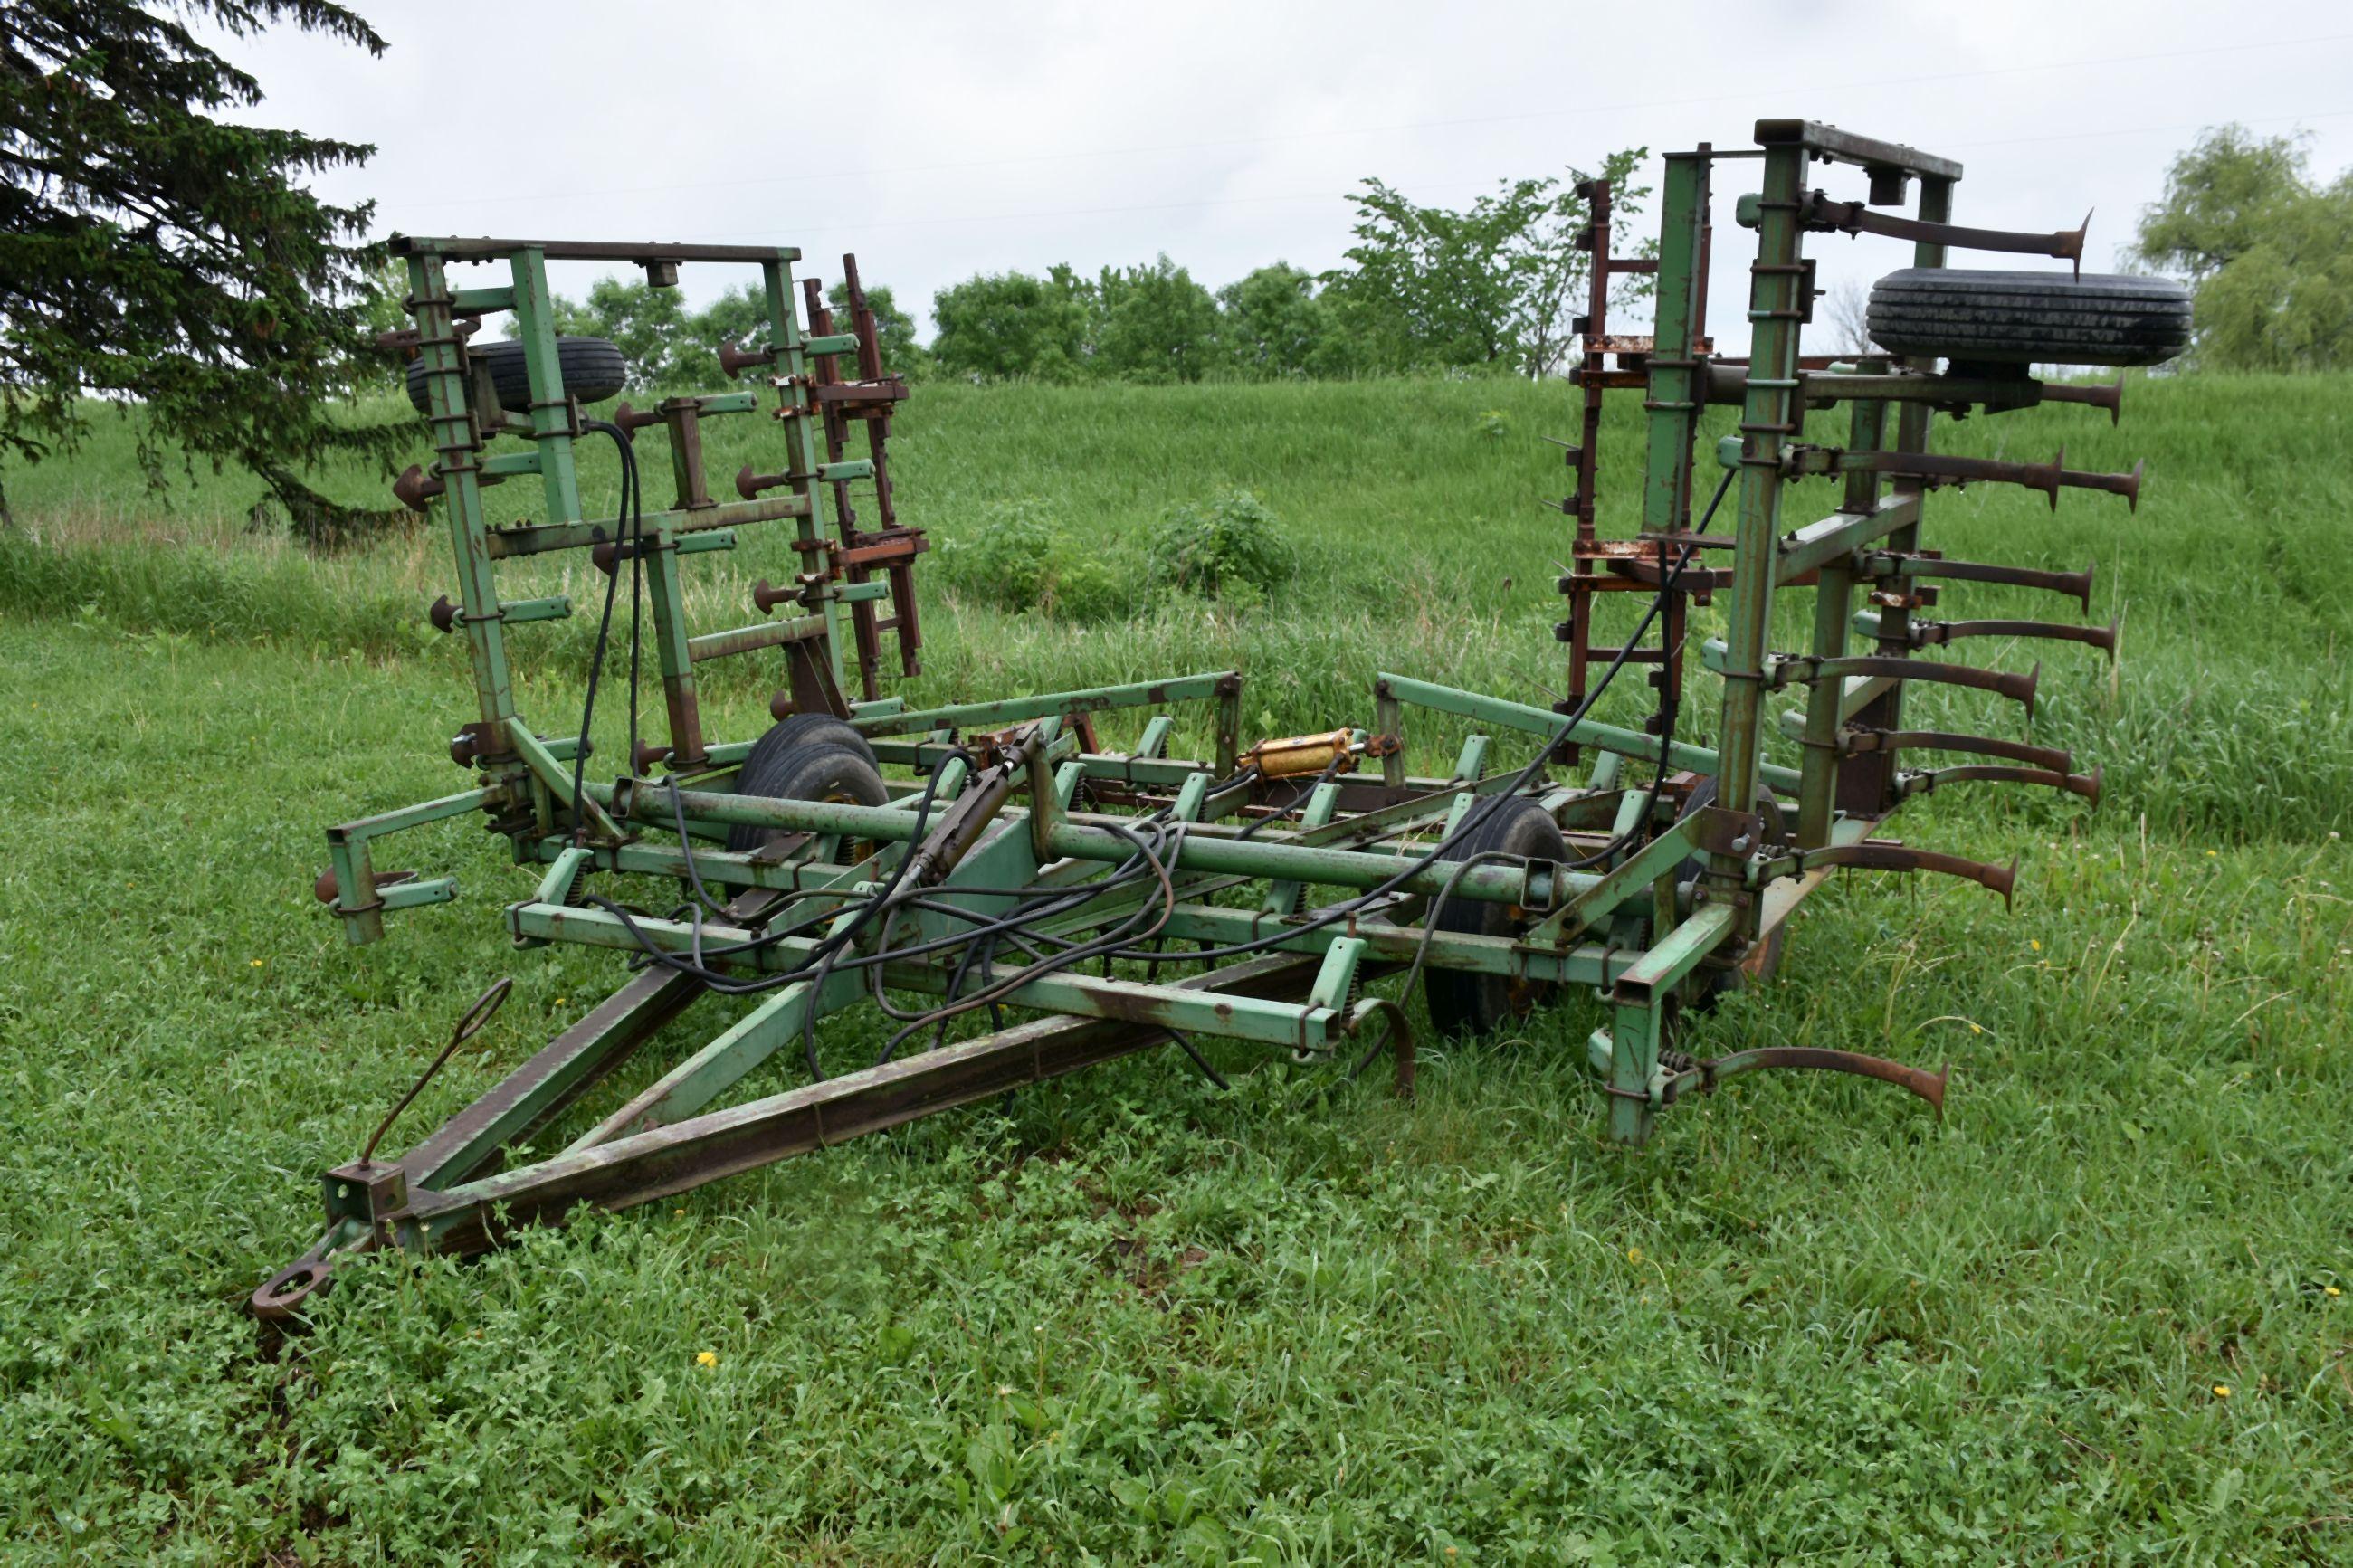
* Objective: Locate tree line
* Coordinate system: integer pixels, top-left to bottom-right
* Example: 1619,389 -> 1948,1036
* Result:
534,128 -> 2353,386
531,151 -> 1653,389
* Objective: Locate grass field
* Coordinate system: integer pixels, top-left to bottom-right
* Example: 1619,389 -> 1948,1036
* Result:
1,373 -> 2348,1562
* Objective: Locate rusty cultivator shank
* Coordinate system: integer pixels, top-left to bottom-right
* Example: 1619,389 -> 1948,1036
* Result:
256,122 -> 2185,1317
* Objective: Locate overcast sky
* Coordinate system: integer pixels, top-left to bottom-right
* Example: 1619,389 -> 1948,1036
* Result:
224,1 -> 2353,352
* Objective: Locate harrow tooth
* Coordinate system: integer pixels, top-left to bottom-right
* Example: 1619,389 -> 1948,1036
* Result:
1667,1045 -> 1948,1118
1771,652 -> 2039,719
2060,457 -> 2144,512
2040,374 -> 2124,424
314,866 -> 420,904
716,337 -> 775,379
1888,613 -> 2119,660
392,462 -> 444,513
1798,843 -> 2020,912
1797,186 -> 2089,275
1903,764 -> 2101,804
609,400 -> 666,435
1830,449 -> 2141,514
735,463 -> 790,501
750,577 -> 803,614
1845,728 -> 2074,774
1835,447 -> 2065,508
1864,553 -> 2096,612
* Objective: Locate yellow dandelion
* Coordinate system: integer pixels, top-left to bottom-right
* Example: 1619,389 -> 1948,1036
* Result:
2212,1383 -> 2231,1398
2328,1286 -> 2342,1298
250,958 -> 264,968
553,997 -> 567,1006
1627,1246 -> 1642,1264
1969,1022 -> 1983,1034
2029,939 -> 2042,952
696,1350 -> 718,1368
2206,850 -> 2218,858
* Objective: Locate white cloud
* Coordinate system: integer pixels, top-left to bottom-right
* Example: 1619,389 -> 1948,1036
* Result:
217,0 -> 2353,347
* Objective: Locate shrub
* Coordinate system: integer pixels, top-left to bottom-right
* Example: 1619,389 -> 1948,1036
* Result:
1144,489 -> 1296,602
1046,555 -> 1128,622
935,497 -> 1134,621
938,497 -> 1055,609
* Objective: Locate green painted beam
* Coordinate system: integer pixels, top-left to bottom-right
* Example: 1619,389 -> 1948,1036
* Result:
1378,673 -> 1804,793
850,671 -> 1237,738
1776,492 -> 1920,582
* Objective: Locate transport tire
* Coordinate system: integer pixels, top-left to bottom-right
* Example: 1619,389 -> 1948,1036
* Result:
1865,269 -> 2191,367
738,710 -> 877,777
727,735 -> 888,857
404,335 -> 628,414
1424,797 -> 1568,1039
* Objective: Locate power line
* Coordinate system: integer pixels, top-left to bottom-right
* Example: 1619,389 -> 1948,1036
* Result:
473,105 -> 2353,251
1941,107 -> 2353,153
389,30 -> 2353,215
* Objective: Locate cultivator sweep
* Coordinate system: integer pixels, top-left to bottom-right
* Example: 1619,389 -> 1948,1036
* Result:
255,121 -> 2184,1318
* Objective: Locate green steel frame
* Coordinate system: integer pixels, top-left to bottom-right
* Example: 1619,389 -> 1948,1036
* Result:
256,122 -> 2132,1317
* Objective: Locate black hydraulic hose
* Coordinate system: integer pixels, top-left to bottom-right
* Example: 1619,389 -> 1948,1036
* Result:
581,747 -> 975,995
1101,469 -> 1734,968
1552,464 -> 1743,872
568,420 -> 643,847
1559,538 -> 1690,871
576,467 -> 1735,1059
875,815 -> 1186,1058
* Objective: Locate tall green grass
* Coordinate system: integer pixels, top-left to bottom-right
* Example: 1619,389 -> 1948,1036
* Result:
1,378 -> 2349,1559
5,373 -> 2348,841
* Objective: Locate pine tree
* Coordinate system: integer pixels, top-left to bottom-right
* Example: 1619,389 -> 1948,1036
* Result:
1,0 -> 405,544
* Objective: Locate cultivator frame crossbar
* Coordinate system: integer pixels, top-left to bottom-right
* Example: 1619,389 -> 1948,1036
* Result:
257,120 -> 2142,1318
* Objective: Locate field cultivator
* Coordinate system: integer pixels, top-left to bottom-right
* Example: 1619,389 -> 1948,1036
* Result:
254,120 -> 2186,1319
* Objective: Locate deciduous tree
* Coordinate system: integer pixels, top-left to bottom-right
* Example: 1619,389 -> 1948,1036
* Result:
825,279 -> 925,376
2134,126 -> 2353,371
520,273 -> 928,391
529,273 -> 713,388
1091,254 -> 1220,383
1320,151 -> 1651,377
1216,262 -> 1353,379
929,267 -> 1092,382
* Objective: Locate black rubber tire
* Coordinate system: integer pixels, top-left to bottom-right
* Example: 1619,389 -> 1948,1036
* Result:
404,336 -> 627,414
739,711 -> 877,776
726,738 -> 887,856
1866,268 -> 2191,367
1424,798 -> 1567,1039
